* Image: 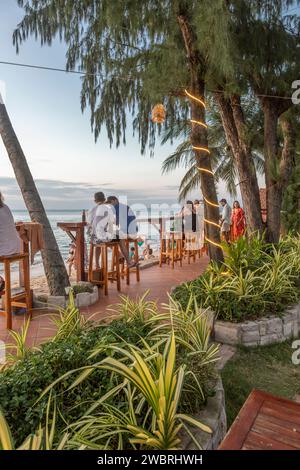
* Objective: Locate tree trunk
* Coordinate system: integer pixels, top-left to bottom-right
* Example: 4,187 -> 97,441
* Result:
261,98 -> 295,243
177,13 -> 223,263
0,95 -> 70,295
214,91 -> 264,235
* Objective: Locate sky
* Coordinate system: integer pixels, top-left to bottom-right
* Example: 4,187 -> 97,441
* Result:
0,0 -> 234,210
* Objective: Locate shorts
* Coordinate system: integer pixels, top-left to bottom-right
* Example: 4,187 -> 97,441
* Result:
221,222 -> 231,233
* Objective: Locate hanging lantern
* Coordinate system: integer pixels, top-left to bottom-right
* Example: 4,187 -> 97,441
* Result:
151,103 -> 166,123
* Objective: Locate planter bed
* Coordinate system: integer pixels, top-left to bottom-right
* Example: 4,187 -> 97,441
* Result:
33,282 -> 99,310
213,301 -> 300,347
180,377 -> 227,450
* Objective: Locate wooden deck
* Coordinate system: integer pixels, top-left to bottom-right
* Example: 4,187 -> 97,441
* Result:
219,389 -> 300,450
0,255 -> 209,348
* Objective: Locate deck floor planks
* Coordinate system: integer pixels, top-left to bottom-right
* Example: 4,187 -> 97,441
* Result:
219,389 -> 300,450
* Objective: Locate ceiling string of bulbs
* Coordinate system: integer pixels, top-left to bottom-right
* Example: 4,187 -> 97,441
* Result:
152,94 -> 222,250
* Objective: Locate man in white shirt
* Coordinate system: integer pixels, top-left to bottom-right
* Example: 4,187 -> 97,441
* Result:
220,198 -> 232,243
87,192 -> 115,269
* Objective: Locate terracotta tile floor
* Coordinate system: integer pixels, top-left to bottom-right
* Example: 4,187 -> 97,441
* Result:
0,256 -> 209,349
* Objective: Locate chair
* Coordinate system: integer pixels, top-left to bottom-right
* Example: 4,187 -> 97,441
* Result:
0,253 -> 32,329
88,241 -> 121,295
160,231 -> 183,269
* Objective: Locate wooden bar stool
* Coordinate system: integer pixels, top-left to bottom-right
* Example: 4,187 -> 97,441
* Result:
160,232 -> 183,269
88,242 -> 120,295
125,238 -> 140,285
183,232 -> 199,264
0,253 -> 32,329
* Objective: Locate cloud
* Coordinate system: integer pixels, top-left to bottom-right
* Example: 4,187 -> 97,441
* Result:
0,177 -> 181,209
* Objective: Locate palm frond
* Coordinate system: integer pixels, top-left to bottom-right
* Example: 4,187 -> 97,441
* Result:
161,142 -> 194,175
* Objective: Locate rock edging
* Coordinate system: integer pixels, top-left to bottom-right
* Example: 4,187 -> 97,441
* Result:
214,302 -> 300,347
180,377 -> 227,450
33,283 -> 99,310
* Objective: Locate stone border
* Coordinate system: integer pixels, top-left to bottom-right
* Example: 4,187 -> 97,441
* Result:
33,283 -> 99,310
214,302 -> 300,347
180,377 -> 227,450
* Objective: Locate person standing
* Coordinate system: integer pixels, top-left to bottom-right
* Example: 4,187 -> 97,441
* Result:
219,198 -> 232,244
194,199 -> 205,247
231,201 -> 246,240
179,201 -> 197,235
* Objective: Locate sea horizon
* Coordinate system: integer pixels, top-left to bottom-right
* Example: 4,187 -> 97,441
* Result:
8,208 -> 162,281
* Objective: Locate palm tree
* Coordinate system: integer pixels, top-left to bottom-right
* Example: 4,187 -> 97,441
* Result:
0,93 -> 70,295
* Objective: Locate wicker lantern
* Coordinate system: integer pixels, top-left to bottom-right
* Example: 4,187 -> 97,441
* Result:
151,103 -> 166,123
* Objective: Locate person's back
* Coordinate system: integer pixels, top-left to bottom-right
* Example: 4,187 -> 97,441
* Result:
87,191 -> 115,242
114,201 -> 137,238
94,203 -> 115,241
0,201 -> 20,257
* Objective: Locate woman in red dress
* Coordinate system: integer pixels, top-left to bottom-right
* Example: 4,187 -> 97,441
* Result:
231,201 -> 246,240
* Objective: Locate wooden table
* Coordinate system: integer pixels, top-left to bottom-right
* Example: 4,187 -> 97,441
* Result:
57,222 -> 86,282
219,389 -> 300,450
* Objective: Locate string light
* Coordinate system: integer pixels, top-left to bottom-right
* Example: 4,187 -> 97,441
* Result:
185,89 -> 222,249
205,237 -> 223,248
185,90 -> 206,108
190,119 -> 208,129
192,146 -> 210,153
204,218 -> 221,228
204,196 -> 219,208
198,167 -> 214,175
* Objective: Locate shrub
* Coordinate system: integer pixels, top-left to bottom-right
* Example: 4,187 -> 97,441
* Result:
71,284 -> 94,295
173,236 -> 300,322
0,319 -> 149,446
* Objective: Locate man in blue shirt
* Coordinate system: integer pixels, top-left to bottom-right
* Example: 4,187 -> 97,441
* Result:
106,196 -> 138,238
106,196 -> 138,267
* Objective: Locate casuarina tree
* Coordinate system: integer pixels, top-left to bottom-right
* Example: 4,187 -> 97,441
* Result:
226,0 -> 300,242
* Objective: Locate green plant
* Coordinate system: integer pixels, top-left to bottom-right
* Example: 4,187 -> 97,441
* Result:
148,295 -> 219,412
107,290 -> 158,324
71,284 -> 94,295
221,235 -> 267,274
64,334 -> 212,450
5,318 -> 33,366
0,407 -> 14,450
0,395 -> 68,450
52,291 -> 89,341
149,295 -> 219,367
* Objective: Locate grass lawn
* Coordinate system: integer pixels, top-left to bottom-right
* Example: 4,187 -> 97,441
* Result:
221,339 -> 300,427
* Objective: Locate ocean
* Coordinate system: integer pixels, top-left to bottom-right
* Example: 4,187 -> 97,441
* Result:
8,209 -> 163,279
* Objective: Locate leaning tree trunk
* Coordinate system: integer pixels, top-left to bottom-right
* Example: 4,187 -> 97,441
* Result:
214,92 -> 264,235
261,98 -> 295,243
177,13 -> 223,263
0,94 -> 70,295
